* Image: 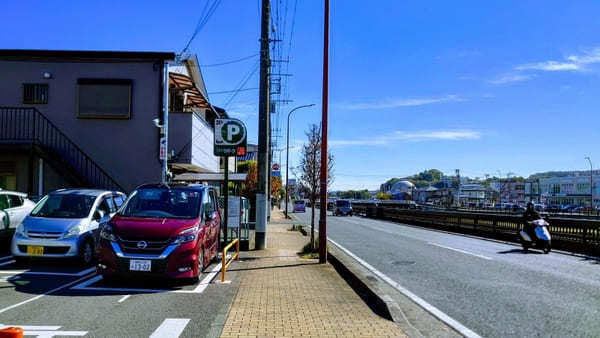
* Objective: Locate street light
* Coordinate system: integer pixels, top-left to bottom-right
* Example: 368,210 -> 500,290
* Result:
585,156 -> 593,208
285,104 -> 315,218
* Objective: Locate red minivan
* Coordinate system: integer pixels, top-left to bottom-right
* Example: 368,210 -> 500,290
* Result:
97,184 -> 221,280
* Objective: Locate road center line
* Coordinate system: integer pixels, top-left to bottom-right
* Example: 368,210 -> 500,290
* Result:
0,256 -> 13,261
118,295 -> 130,303
149,318 -> 190,338
428,243 -> 492,260
0,273 -> 96,314
328,238 -> 482,338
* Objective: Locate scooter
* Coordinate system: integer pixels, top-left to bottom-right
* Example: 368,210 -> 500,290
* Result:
519,218 -> 552,254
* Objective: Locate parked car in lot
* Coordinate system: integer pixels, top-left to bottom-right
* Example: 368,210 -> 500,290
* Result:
11,189 -> 126,265
97,184 -> 221,281
545,205 -> 561,213
333,199 -> 352,216
293,200 -> 306,213
0,190 -> 36,236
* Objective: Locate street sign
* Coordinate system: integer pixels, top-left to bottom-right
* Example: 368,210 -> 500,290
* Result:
271,171 -> 281,177
159,137 -> 167,160
214,119 -> 247,156
272,163 -> 280,171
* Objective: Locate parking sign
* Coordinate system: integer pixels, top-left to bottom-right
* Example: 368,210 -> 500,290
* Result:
214,119 -> 247,156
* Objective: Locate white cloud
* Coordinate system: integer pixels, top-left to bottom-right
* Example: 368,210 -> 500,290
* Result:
330,129 -> 482,147
566,47 -> 600,64
516,61 -> 580,71
336,95 -> 461,110
488,73 -> 535,84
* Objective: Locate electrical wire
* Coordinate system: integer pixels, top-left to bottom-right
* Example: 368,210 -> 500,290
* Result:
200,53 -> 259,67
182,0 -> 223,53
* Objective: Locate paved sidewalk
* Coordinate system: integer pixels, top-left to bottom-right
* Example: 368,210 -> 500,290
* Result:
221,209 -> 405,338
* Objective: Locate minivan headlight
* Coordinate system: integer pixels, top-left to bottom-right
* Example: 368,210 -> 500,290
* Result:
15,223 -> 26,237
173,226 -> 199,244
64,224 -> 85,238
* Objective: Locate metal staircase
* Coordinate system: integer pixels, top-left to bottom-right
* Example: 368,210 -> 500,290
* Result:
0,107 -> 124,192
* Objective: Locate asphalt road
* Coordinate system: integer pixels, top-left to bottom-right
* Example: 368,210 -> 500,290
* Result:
294,209 -> 600,337
0,252 -> 240,337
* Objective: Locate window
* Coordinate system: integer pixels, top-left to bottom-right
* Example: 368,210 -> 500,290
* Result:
113,195 -> 125,208
23,84 -> 48,104
0,195 -> 8,210
77,79 -> 132,119
7,195 -> 23,208
98,197 -> 115,215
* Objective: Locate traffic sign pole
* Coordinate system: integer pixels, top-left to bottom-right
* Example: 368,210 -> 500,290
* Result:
224,156 -> 229,246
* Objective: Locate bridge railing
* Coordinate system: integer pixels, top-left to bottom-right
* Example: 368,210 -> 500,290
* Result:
350,201 -> 600,255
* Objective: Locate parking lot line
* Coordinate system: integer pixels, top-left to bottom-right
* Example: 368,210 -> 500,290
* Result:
0,255 -> 13,261
118,295 -> 130,303
149,318 -> 190,338
0,267 -> 96,277
71,260 -> 226,294
0,260 -> 16,267
0,273 -> 96,314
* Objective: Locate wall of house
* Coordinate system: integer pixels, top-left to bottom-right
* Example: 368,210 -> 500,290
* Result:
191,112 -> 219,172
0,59 -> 164,192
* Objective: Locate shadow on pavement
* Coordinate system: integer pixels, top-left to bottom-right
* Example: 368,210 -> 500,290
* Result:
227,262 -> 317,273
497,249 -> 541,254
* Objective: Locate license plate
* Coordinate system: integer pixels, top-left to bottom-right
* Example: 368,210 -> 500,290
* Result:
129,259 -> 151,272
27,245 -> 44,256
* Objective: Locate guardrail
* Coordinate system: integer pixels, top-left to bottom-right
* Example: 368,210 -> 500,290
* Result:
351,201 -> 600,255
221,239 -> 240,283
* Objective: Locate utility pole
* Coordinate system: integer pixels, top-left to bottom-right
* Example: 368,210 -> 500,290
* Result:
256,0 -> 270,250
161,61 -> 170,184
455,169 -> 461,207
318,0 -> 330,264
286,104 -> 315,218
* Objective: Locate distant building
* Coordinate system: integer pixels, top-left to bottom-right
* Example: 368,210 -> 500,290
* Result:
526,174 -> 599,206
490,181 -> 526,204
390,180 -> 415,200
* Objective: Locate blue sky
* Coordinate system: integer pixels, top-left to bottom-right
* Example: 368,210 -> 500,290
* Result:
3,1 -> 600,190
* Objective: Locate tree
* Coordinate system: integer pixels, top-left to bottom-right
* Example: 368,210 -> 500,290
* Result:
242,161 -> 258,198
298,124 -> 334,250
271,176 -> 282,199
376,191 -> 392,200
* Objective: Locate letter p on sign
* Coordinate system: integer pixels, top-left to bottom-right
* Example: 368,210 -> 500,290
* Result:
227,124 -> 240,142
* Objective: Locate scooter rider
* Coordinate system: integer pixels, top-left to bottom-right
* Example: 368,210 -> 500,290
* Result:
522,201 -> 540,239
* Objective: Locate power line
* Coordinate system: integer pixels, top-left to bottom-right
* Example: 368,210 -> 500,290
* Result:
208,87 -> 259,95
224,60 -> 260,109
182,0 -> 223,53
200,53 -> 259,67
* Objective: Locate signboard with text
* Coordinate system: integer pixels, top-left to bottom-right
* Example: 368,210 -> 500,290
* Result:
214,119 -> 247,156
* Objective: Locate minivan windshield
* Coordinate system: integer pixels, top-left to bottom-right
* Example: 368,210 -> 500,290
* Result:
119,188 -> 201,219
30,194 -> 96,219
294,200 -> 304,205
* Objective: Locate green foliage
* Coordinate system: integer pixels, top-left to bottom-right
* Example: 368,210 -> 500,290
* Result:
376,191 -> 392,200
337,189 -> 371,200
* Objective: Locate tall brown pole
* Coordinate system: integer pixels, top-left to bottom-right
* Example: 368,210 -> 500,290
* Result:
318,0 -> 330,264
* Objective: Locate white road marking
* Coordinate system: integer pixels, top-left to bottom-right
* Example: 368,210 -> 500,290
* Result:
118,295 -> 130,303
0,260 -> 16,267
0,255 -> 13,261
0,325 -> 87,337
0,267 -> 96,277
71,258 -> 227,294
0,275 -> 19,283
328,238 -> 482,338
149,318 -> 190,338
0,273 -> 96,314
428,243 -> 492,260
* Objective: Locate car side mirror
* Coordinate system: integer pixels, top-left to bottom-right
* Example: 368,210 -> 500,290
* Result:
0,210 -> 8,230
93,210 -> 105,221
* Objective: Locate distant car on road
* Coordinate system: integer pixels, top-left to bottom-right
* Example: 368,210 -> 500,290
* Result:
334,199 -> 352,216
293,200 -> 306,213
11,189 -> 125,265
0,190 -> 36,237
97,184 -> 221,281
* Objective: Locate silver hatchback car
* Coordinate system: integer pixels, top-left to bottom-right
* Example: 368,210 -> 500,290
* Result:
11,189 -> 126,265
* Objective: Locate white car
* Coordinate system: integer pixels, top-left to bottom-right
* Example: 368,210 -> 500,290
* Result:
0,190 -> 36,233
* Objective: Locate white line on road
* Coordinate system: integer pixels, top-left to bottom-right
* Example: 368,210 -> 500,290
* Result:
0,267 -> 96,276
0,273 -> 96,314
428,243 -> 493,260
0,260 -> 16,267
0,255 -> 13,261
118,295 -> 130,303
328,238 -> 482,338
71,258 -> 226,294
149,318 -> 190,338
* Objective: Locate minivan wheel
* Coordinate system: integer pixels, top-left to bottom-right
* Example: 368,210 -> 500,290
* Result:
199,248 -> 205,272
80,240 -> 94,266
